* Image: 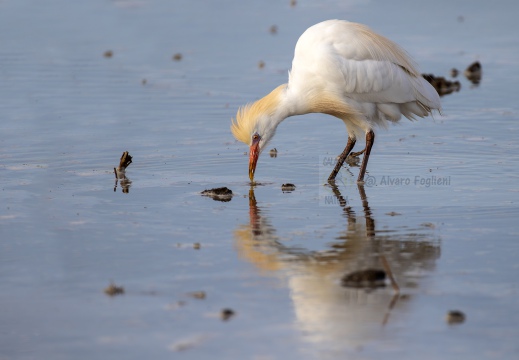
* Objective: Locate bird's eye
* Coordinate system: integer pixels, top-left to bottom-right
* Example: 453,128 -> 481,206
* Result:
252,134 -> 260,141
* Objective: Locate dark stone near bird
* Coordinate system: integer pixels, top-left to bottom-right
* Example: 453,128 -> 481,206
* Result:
269,148 -> 277,157
464,61 -> 482,85
446,310 -> 466,324
422,74 -> 461,96
201,187 -> 233,202
341,269 -> 386,288
281,183 -> 296,192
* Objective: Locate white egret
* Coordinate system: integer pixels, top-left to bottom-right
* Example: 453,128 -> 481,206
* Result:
231,20 -> 441,183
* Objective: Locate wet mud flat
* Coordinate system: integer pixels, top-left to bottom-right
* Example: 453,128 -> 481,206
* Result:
1,0 -> 519,359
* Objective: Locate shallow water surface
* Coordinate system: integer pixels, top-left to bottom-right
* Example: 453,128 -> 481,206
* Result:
1,0 -> 519,359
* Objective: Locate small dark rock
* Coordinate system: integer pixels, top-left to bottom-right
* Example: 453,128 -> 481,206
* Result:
193,242 -> 201,250
103,50 -> 113,58
201,187 -> 233,202
173,53 -> 183,61
281,183 -> 296,193
450,68 -> 459,78
269,148 -> 277,158
341,269 -> 386,289
446,310 -> 466,324
221,308 -> 235,321
258,60 -> 265,69
269,25 -> 278,34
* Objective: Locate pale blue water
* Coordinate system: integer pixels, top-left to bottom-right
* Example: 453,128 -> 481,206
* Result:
1,0 -> 518,359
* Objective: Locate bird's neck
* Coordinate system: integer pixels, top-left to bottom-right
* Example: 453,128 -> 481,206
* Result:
261,84 -> 309,125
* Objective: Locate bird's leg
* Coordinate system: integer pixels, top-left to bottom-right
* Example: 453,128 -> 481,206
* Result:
328,137 -> 356,181
357,130 -> 375,183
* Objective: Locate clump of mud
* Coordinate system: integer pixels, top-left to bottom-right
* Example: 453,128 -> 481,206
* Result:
201,187 -> 233,202
281,183 -> 296,193
422,74 -> 461,96
341,269 -> 386,289
114,151 -> 132,193
104,282 -> 125,296
221,308 -> 235,321
446,310 -> 466,325
464,61 -> 482,85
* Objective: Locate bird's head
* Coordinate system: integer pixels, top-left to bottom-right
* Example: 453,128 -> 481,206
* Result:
231,108 -> 277,182
231,86 -> 286,182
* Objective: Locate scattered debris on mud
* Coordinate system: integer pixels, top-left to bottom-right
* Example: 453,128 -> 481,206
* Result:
104,282 -> 125,296
422,60 -> 482,97
114,151 -> 132,193
201,187 -> 233,202
281,183 -> 296,193
341,269 -> 386,289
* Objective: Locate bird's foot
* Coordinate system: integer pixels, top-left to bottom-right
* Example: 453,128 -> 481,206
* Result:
349,149 -> 365,157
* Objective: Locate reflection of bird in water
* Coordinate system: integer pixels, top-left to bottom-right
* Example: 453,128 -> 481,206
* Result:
231,20 -> 441,183
234,185 -> 440,352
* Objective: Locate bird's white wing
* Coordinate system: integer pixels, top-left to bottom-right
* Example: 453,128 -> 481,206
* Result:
290,20 -> 440,110
334,57 -> 436,106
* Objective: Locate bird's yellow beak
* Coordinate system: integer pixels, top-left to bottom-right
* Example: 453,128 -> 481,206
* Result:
249,142 -> 260,182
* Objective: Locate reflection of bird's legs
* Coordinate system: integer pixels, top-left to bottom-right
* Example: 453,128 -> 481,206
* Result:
357,130 -> 375,182
357,184 -> 374,236
329,182 -> 348,208
328,137 -> 356,181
